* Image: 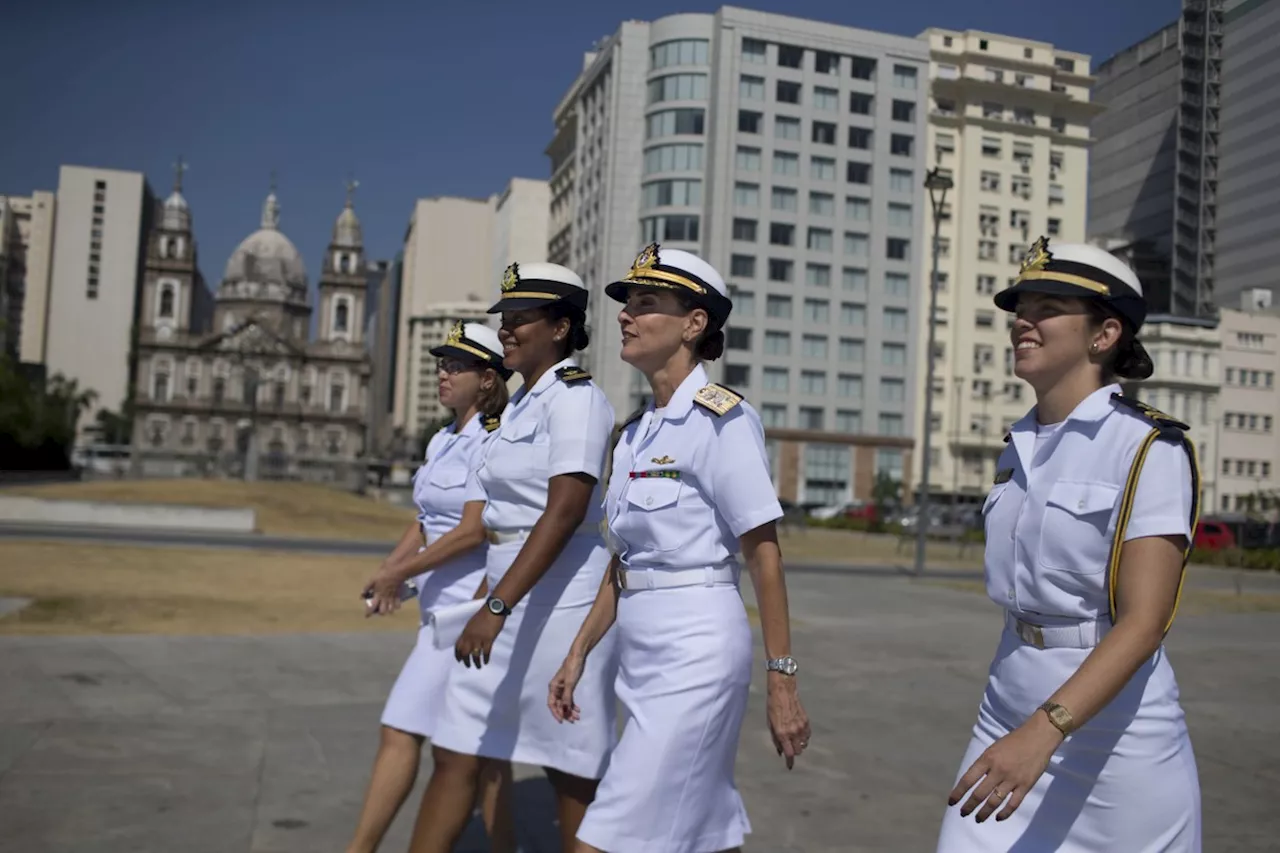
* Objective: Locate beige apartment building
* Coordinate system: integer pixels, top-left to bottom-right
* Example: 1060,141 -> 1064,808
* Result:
393,178 -> 549,441
1216,292 -> 1280,516
0,192 -> 57,363
915,29 -> 1097,503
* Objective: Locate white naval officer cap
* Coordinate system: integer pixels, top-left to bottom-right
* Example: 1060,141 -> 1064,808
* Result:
488,262 -> 589,314
429,320 -> 512,379
605,243 -> 733,325
995,237 -> 1147,331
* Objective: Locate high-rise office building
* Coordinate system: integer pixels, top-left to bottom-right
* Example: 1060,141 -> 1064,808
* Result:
394,178 -> 549,441
1216,290 -> 1280,515
0,193 -> 57,362
44,165 -> 154,427
1087,0 -> 1224,319
1217,0 -> 1280,308
547,7 -> 931,505
916,28 -> 1095,501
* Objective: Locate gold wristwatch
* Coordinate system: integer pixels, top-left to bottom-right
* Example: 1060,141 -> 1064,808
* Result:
1039,701 -> 1074,735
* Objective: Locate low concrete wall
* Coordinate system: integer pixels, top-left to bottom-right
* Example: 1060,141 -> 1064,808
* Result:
0,496 -> 256,534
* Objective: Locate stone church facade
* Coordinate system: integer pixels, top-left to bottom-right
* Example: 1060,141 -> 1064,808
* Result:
130,174 -> 371,486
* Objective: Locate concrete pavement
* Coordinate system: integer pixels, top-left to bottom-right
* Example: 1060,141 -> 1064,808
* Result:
1,572 -> 1278,851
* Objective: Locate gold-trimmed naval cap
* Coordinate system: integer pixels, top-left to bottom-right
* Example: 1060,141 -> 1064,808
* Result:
428,320 -> 512,378
488,261 -> 588,314
605,243 -> 733,324
994,237 -> 1147,330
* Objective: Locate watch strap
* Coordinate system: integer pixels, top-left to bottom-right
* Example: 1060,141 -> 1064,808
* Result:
1039,701 -> 1074,735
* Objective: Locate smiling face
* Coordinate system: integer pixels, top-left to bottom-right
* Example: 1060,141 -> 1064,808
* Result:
1010,292 -> 1122,390
617,286 -> 706,373
497,308 -> 567,378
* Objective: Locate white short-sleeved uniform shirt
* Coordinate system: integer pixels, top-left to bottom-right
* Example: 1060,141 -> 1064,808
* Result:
415,415 -> 494,542
982,383 -> 1196,622
465,358 -> 615,532
605,364 -> 783,567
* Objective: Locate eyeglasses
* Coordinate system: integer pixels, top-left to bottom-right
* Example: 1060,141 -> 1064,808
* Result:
436,358 -> 479,375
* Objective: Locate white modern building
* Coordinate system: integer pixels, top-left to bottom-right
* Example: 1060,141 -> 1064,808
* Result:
394,178 -> 549,440
916,28 -> 1097,502
0,191 -> 57,363
44,166 -> 153,427
547,6 -> 932,505
1216,290 -> 1280,516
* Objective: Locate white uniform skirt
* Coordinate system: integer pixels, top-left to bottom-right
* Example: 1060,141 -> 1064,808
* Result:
936,624 -> 1201,853
380,544 -> 487,739
430,536 -> 619,779
577,581 -> 753,853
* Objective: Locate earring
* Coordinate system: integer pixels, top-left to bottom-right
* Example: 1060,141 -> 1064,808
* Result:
1090,343 -> 1099,352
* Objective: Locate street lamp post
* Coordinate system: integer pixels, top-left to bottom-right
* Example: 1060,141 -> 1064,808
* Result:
914,166 -> 954,577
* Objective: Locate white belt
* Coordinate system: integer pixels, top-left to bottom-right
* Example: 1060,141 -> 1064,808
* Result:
486,522 -> 597,545
1005,611 -> 1112,649
616,563 -> 739,591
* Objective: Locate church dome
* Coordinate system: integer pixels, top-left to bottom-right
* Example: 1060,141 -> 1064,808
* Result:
222,190 -> 307,290
162,189 -> 190,231
332,180 -> 362,248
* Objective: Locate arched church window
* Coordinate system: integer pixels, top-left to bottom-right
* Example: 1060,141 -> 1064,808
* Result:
158,285 -> 175,319
335,301 -> 349,333
329,379 -> 345,413
153,368 -> 170,402
212,378 -> 226,404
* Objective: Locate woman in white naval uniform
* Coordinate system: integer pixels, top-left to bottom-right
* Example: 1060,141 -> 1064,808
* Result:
549,244 -> 811,853
407,262 -> 619,853
350,322 -> 515,853
936,238 -> 1202,852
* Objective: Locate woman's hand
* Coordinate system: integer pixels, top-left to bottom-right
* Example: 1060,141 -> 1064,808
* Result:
454,607 -> 505,668
362,563 -> 404,617
766,674 -> 810,770
948,713 -> 1064,822
547,652 -> 586,723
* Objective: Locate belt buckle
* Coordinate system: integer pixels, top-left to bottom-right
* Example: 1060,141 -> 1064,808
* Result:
1017,619 -> 1045,649
486,530 -> 498,545
616,568 -> 628,590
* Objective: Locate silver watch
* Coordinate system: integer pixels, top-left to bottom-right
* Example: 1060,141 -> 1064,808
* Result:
766,656 -> 799,676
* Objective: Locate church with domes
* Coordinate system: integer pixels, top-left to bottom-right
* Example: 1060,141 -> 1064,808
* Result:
129,170 -> 372,485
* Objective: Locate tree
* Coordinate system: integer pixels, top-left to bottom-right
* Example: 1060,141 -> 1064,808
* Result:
0,357 -> 96,470
93,407 -> 133,445
871,470 -> 902,530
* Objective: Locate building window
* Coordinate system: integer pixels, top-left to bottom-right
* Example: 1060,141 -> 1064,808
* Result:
738,110 -> 763,133
809,192 -> 835,216
771,187 -> 798,211
889,169 -> 913,192
153,369 -> 170,402
645,143 -> 704,174
730,287 -> 755,315
768,260 -> 793,283
776,80 -> 801,104
849,92 -> 873,115
892,99 -> 916,122
732,218 -> 757,241
158,285 -> 175,319
884,307 -> 908,332
726,327 -> 752,350
882,342 -> 907,366
885,272 -> 909,296
843,268 -> 868,292
642,178 -> 702,207
840,302 -> 866,327
335,301 -> 350,333
843,232 -> 869,257
810,156 -> 836,181
742,38 -> 766,64
734,146 -> 761,171
761,405 -> 787,429
775,116 -> 801,140
730,255 -> 756,277
764,331 -> 791,355
329,380 -> 345,413
646,108 -> 705,138
815,51 -> 840,75
640,214 -> 700,242
777,44 -> 804,68
847,126 -> 872,149
804,442 -> 851,501
803,299 -> 830,323
888,203 -> 912,228
846,162 -> 871,184
839,338 -> 864,362
850,56 -> 876,80
835,410 -> 861,433
798,407 -> 824,430
648,73 -> 709,103
802,333 -> 829,357
651,38 -> 710,68
880,377 -> 906,403
981,171 -> 1001,192
846,196 -> 870,220
890,134 -> 914,156
769,223 -> 795,246
893,65 -> 918,89
837,373 -> 863,399
886,238 -> 910,261
724,365 -> 751,387
800,371 -> 827,395
807,229 -> 833,252
812,121 -> 836,145
763,367 -> 790,392
813,86 -> 839,111
766,295 -> 793,318
773,151 -> 800,176
1054,56 -> 1076,73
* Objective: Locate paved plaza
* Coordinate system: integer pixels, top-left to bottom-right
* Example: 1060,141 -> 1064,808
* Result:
1,570 -> 1277,852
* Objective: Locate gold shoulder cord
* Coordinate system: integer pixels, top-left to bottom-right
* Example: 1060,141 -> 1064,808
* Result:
1105,428 -> 1202,633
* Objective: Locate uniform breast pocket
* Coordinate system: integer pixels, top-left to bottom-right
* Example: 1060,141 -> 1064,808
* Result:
426,460 -> 469,492
488,419 -> 547,480
622,476 -> 695,553
1037,480 -> 1120,573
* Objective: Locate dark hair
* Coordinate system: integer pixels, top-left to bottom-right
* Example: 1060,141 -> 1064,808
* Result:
475,366 -> 510,416
1085,302 -> 1154,381
673,292 -> 725,361
545,302 -> 590,357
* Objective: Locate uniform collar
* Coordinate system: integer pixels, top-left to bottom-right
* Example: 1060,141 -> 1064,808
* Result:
518,356 -> 578,402
1007,383 -> 1121,472
652,363 -> 707,423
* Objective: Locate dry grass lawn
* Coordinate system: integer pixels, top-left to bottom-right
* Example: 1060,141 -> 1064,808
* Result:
0,540 -> 416,636
7,479 -> 410,540
779,526 -> 983,571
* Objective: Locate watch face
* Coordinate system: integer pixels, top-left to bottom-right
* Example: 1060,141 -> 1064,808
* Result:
781,658 -> 798,675
487,597 -> 506,615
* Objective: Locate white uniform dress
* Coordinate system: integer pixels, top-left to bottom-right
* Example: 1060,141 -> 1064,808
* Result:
576,364 -> 783,853
430,358 -> 620,779
381,416 -> 495,738
937,384 -> 1201,853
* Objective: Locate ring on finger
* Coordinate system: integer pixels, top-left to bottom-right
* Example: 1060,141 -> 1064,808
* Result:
991,788 -> 1006,800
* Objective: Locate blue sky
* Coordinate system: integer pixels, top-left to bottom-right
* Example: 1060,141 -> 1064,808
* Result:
2,0 -> 1178,296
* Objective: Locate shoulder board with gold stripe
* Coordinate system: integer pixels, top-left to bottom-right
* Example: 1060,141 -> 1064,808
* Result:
556,365 -> 592,384
693,383 -> 744,417
1111,393 -> 1189,436
481,414 -> 501,433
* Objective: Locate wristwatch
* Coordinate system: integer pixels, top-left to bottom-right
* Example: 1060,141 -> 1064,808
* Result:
486,596 -> 512,617
1039,701 -> 1074,735
766,656 -> 799,676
